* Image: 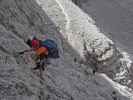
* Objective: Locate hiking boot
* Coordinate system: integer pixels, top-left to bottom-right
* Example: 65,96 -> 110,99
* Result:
33,66 -> 40,70
42,66 -> 45,71
33,62 -> 40,70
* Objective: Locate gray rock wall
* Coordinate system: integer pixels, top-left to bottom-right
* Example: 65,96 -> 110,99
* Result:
0,0 -> 133,100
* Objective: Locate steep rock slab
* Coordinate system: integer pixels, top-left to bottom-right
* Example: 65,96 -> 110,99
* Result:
0,0 -> 132,100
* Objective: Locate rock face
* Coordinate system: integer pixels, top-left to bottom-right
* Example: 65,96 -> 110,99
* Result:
71,0 -> 133,90
0,0 -> 133,100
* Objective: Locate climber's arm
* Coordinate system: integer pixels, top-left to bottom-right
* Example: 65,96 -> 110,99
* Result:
18,48 -> 34,55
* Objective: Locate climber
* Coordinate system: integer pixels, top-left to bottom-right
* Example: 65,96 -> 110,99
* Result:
19,35 -> 59,70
